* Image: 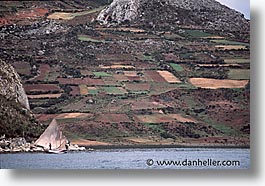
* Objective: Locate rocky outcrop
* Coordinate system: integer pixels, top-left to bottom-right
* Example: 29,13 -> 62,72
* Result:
97,0 -> 249,32
0,59 -> 29,109
0,60 -> 43,140
97,0 -> 141,24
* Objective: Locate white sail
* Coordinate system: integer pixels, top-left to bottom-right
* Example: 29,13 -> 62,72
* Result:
35,119 -> 67,150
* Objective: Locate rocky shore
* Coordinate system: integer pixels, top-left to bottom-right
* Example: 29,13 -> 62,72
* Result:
0,135 -> 86,153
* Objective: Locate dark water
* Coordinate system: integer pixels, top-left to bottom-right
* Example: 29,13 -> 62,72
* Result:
0,148 -> 250,169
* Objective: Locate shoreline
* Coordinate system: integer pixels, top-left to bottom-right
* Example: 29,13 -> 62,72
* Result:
0,144 -> 250,154
82,144 -> 250,150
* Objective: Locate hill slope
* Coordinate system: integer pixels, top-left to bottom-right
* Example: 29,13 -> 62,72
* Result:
97,0 -> 249,32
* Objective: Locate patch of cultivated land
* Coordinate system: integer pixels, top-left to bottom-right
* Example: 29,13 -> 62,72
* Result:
228,69 -> 250,80
24,84 -> 61,94
157,70 -> 181,83
95,113 -> 132,123
134,114 -> 175,123
27,93 -> 62,99
215,45 -> 247,50
79,84 -> 89,95
224,58 -> 250,64
13,62 -> 31,75
33,64 -> 51,81
168,114 -> 197,123
124,83 -> 151,91
189,78 -> 249,89
56,113 -> 93,119
48,6 -> 106,20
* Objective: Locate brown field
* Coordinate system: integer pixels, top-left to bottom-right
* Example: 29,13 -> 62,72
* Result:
113,74 -> 129,82
95,114 -> 132,123
124,83 -> 151,91
24,84 -> 61,93
168,114 -> 197,123
80,70 -> 93,76
34,64 -> 51,81
70,86 -> 80,96
134,114 -> 175,123
164,53 -> 180,62
215,45 -> 247,50
58,78 -> 105,85
15,8 -> 48,19
56,113 -> 93,119
157,70 -> 181,83
79,85 -> 88,95
27,93 -> 62,99
124,71 -> 138,77
145,71 -> 167,83
35,114 -> 58,122
13,62 -> 31,75
189,78 -> 249,89
127,76 -> 141,81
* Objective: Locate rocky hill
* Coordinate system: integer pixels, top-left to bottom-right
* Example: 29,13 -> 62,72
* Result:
97,0 -> 249,32
0,60 -> 42,140
0,60 -> 29,109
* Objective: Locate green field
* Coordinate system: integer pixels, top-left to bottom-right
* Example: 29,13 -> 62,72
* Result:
211,39 -> 250,46
103,86 -> 125,95
78,35 -> 105,43
136,54 -> 155,61
93,72 -> 112,77
88,89 -> 99,95
224,58 -> 250,64
183,29 -> 213,38
170,63 -> 184,72
180,53 -> 194,59
228,69 -> 250,80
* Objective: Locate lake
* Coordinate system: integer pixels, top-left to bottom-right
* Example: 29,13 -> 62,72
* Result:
0,148 -> 250,169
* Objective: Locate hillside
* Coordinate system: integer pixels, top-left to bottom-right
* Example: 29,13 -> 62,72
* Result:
97,0 -> 249,32
0,0 -> 250,147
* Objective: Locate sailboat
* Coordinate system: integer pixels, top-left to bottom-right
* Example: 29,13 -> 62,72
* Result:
35,119 -> 68,154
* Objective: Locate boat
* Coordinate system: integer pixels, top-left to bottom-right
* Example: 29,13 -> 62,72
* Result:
47,149 -> 67,154
34,119 -> 68,154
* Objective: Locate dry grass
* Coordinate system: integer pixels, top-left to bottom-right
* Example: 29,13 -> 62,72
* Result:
47,12 -> 73,20
189,78 -> 249,89
157,70 -> 181,83
56,113 -> 93,119
79,85 -> 88,95
27,94 -> 62,99
215,45 -> 247,50
124,71 -> 138,77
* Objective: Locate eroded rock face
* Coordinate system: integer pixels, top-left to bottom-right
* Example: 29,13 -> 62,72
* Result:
0,59 -> 29,109
97,0 -> 141,24
97,0 -> 249,32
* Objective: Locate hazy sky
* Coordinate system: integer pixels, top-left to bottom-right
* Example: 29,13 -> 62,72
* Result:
216,0 -> 250,19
